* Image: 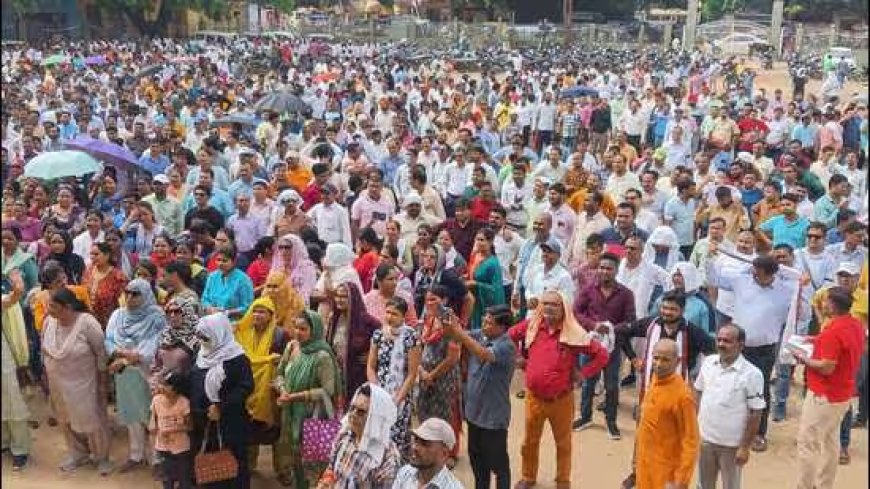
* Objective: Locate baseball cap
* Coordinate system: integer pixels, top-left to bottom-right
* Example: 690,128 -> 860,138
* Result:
152,174 -> 170,184
411,418 -> 456,450
836,262 -> 860,276
540,236 -> 562,255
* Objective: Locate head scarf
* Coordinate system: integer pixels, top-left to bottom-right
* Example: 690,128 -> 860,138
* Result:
47,230 -> 85,284
114,278 -> 167,350
524,289 -> 590,348
271,234 -> 318,303
196,313 -> 246,403
672,262 -> 702,294
263,270 -> 305,330
335,383 -> 397,478
235,296 -> 280,424
643,226 -> 681,272
322,243 -> 363,293
281,310 -> 341,446
159,295 -> 200,354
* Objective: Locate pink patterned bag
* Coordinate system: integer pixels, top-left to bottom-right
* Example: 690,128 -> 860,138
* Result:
301,392 -> 341,463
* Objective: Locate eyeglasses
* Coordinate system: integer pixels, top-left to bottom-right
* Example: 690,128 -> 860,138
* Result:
349,405 -> 368,416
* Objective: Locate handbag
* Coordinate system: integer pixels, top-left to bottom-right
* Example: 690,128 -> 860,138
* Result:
301,391 -> 342,464
194,420 -> 239,485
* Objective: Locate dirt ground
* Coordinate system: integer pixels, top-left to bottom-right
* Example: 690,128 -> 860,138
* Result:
2,368 -> 867,489
2,64 -> 868,489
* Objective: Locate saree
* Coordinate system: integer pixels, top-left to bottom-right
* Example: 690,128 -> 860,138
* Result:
468,253 -> 505,330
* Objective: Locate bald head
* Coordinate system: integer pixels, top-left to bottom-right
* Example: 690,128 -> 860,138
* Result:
651,338 -> 680,379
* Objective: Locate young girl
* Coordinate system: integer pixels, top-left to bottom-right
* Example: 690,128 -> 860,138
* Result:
150,371 -> 193,489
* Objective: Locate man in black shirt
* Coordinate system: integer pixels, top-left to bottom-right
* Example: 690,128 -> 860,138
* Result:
184,184 -> 224,234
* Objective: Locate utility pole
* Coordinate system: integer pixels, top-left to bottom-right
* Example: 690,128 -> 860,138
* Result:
563,0 -> 573,46
770,0 -> 783,56
685,0 -> 699,51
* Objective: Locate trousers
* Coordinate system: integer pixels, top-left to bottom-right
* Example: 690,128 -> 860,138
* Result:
521,391 -> 574,484
467,422 -> 510,489
697,441 -> 742,489
796,392 -> 851,489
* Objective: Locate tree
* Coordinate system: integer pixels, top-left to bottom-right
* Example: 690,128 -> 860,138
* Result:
92,0 -> 228,37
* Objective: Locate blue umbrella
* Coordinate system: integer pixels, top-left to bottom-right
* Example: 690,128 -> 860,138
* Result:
63,136 -> 140,171
23,150 -> 102,180
559,86 -> 599,99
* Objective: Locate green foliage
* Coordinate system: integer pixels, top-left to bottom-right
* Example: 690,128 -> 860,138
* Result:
264,0 -> 297,13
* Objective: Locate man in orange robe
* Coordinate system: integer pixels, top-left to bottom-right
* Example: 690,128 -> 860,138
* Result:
635,338 -> 700,489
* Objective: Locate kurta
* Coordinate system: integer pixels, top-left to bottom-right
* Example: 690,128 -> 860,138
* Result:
1,322 -> 30,422
42,313 -> 108,433
635,372 -> 700,489
83,266 -> 128,328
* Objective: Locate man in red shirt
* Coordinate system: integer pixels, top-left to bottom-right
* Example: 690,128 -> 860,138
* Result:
509,289 -> 609,489
736,106 -> 769,152
791,286 -> 865,489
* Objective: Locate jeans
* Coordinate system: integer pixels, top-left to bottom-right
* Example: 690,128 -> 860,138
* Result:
468,422 -> 510,489
159,450 -> 193,489
840,407 -> 852,450
743,343 -> 778,437
579,349 -> 622,424
856,350 -> 868,423
561,136 -> 576,155
773,363 -> 794,420
537,130 -> 553,152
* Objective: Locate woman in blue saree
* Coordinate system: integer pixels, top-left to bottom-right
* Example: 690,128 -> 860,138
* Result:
465,227 -> 505,330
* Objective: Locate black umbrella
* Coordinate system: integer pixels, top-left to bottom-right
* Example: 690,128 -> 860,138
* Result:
134,64 -> 162,79
253,91 -> 311,115
210,114 -> 259,127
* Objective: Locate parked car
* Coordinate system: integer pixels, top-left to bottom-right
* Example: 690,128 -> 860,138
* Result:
827,46 -> 856,69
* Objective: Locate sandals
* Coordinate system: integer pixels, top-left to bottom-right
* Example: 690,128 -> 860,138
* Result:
839,450 -> 851,465
751,436 -> 768,452
59,455 -> 91,472
516,390 -> 526,399
117,458 -> 143,473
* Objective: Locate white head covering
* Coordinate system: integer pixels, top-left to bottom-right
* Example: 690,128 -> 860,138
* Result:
643,226 -> 681,272
323,242 -> 356,269
672,261 -> 702,294
340,383 -> 397,473
196,313 -> 246,403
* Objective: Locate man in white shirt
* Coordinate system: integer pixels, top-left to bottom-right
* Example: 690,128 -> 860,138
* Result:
618,235 -> 673,318
307,183 -> 352,248
393,192 -> 440,243
695,323 -> 766,489
531,146 -> 567,184
524,236 -> 575,309
564,190 -> 612,268
620,99 -> 647,148
605,153 -> 641,202
440,147 -> 473,211
706,248 -> 801,452
534,92 -> 558,150
490,206 -> 525,300
350,176 -> 395,239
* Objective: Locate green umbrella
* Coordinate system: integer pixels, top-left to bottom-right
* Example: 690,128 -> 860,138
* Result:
41,54 -> 67,66
23,150 -> 102,180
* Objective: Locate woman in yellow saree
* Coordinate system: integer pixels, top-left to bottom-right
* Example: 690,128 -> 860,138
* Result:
234,296 -> 289,472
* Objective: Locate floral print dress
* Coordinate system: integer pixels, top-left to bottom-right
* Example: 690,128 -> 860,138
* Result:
372,326 -> 420,461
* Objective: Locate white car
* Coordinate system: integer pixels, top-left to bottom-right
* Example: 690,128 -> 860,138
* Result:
827,47 -> 856,69
712,33 -> 767,55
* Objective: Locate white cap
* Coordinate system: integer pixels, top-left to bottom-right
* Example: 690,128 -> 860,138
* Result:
836,262 -> 861,276
411,417 -> 456,450
152,174 -> 170,184
403,192 -> 423,207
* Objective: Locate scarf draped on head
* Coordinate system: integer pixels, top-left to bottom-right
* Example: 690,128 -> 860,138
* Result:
672,261 -> 702,294
643,226 -> 681,272
322,243 -> 364,293
47,231 -> 84,284
113,278 -> 167,353
159,295 -> 200,355
2,247 -> 34,277
235,296 -> 280,425
282,309 -> 341,446
196,313 -> 246,403
524,289 -> 590,348
271,234 -> 318,304
263,270 -> 305,331
336,383 -> 397,478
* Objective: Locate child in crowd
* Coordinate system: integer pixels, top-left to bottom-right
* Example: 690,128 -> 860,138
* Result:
149,371 -> 192,489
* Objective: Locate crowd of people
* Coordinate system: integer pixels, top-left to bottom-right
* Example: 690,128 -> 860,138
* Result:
1,33 -> 868,489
